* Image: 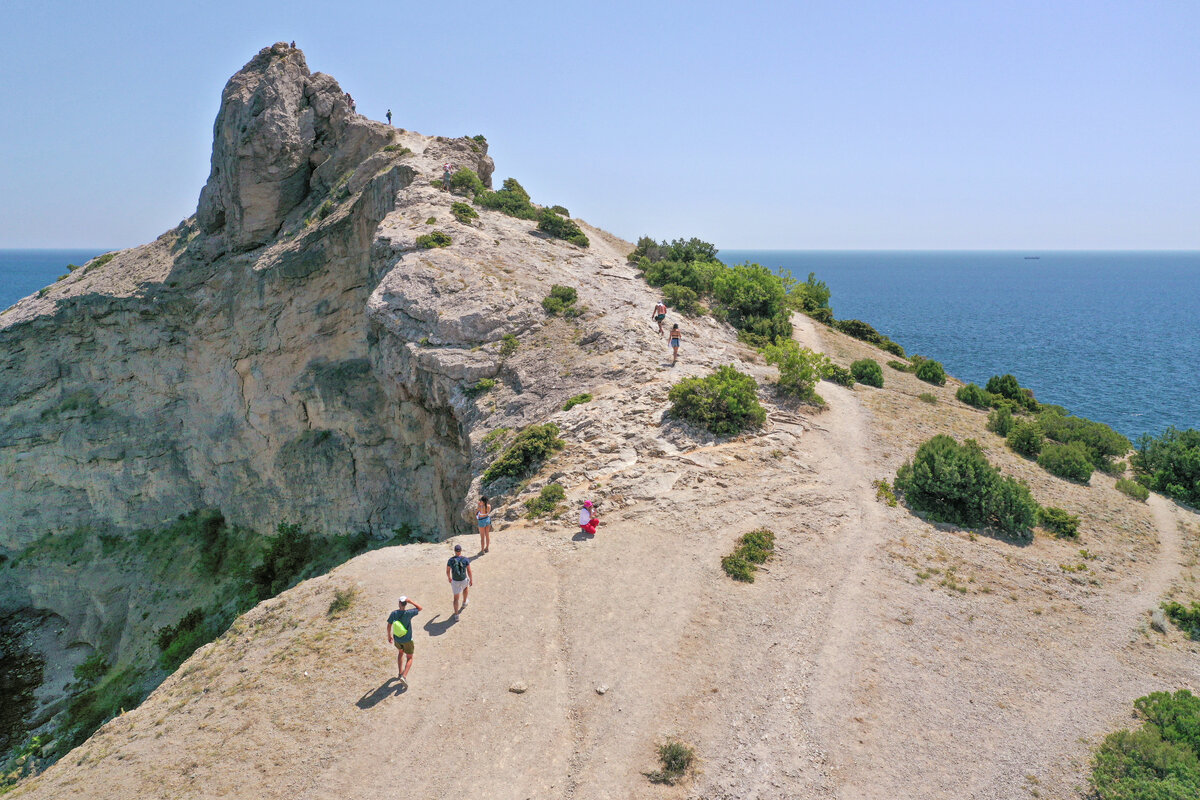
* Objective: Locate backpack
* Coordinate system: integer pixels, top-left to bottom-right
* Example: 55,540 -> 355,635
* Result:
392,616 -> 407,638
450,557 -> 468,582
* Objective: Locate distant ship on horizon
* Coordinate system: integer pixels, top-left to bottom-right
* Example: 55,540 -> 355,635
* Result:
1024,255 -> 1041,260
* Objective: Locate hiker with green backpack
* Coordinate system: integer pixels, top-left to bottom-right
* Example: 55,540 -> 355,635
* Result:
447,543 -> 474,617
386,596 -> 422,683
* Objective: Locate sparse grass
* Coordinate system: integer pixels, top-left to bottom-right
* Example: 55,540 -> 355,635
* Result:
327,586 -> 360,618
1116,478 -> 1150,502
873,479 -> 898,507
562,393 -> 593,411
918,392 -> 938,404
499,333 -> 519,358
721,528 -> 775,583
482,427 -> 512,453
647,739 -> 696,785
525,483 -> 565,518
382,144 -> 412,155
464,377 -> 496,398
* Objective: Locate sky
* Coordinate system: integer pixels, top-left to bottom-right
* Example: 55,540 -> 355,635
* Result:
0,0 -> 1197,250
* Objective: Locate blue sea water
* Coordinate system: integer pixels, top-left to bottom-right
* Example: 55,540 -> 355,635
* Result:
720,251 -> 1200,442
0,249 -> 108,310
2,249 -> 1197,441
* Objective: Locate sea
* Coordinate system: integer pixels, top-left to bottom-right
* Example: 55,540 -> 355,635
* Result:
2,249 -> 1197,441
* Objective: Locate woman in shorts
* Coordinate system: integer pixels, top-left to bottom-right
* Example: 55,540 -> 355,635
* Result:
669,323 -> 682,365
477,496 -> 492,553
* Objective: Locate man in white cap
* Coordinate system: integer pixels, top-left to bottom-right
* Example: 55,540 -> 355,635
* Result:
446,544 -> 473,617
386,596 -> 422,683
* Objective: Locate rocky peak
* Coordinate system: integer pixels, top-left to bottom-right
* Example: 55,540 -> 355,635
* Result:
195,42 -> 392,251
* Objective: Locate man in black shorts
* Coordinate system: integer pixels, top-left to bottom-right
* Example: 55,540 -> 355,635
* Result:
652,300 -> 667,336
447,544 -> 473,617
386,596 -> 421,683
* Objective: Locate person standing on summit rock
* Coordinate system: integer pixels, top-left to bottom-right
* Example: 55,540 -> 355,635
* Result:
387,596 -> 421,683
386,109 -> 392,125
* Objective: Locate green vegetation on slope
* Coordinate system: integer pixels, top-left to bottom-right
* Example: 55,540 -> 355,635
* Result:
667,365 -> 765,436
1134,427 -> 1200,506
1091,690 -> 1200,799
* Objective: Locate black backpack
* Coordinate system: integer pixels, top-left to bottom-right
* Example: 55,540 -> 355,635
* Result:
450,557 -> 468,582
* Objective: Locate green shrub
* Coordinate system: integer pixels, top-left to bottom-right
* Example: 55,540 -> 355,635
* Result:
483,423 -> 565,482
83,252 -> 116,273
327,586 -> 359,618
1092,726 -> 1200,799
154,607 -> 212,671
542,284 -> 579,316
425,216 -> 436,224
918,392 -> 937,404
73,652 -> 110,686
956,383 -> 994,409
464,377 -> 496,397
447,167 -> 485,196
1039,408 -> 1131,471
788,271 -> 832,313
762,340 -> 828,402
1116,477 -> 1150,502
450,201 -> 479,224
415,231 -> 452,248
562,393 -> 592,411
499,333 -> 519,357
832,318 -> 904,356
721,529 -> 775,583
549,204 -> 569,216
1007,421 -> 1045,458
915,359 -> 946,386
874,479 -> 898,507
1161,602 -> 1200,639
887,359 -> 914,372
711,263 -> 792,346
1038,441 -> 1094,483
537,208 -> 589,247
629,236 -> 718,264
1136,690 -> 1200,754
647,739 -> 696,785
667,365 -> 765,436
894,435 -> 1038,539
525,482 -> 566,518
807,307 -> 834,325
476,177 -> 537,219
1133,427 -> 1200,507
850,359 -> 884,388
987,406 -> 1015,437
662,283 -> 702,316
382,144 -> 411,155
1038,506 -> 1080,538
986,374 -> 1038,411
823,363 -> 855,387
643,259 -> 722,294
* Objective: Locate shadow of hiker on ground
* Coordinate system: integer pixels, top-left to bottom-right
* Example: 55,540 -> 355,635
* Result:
423,614 -> 458,637
356,677 -> 406,709
571,530 -> 594,542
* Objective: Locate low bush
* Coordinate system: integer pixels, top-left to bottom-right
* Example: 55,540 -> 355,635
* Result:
425,216 -> 436,224
450,201 -> 478,224
887,359 -> 913,372
662,283 -> 702,316
1092,725 -> 1200,798
956,383 -> 993,409
499,333 -> 519,357
327,586 -> 359,618
475,177 -> 537,219
711,263 -> 792,347
915,359 -> 946,386
851,359 -> 884,388
1039,408 -> 1130,471
562,393 -> 592,411
647,739 -> 697,785
629,236 -> 718,264
415,231 -> 452,248
382,144 -> 411,155
1133,427 -> 1200,507
154,607 -> 212,671
447,167 -> 485,196
642,259 -> 721,295
832,318 -> 905,356
986,374 -> 1038,411
873,479 -> 898,507
807,307 -> 834,325
73,652 -> 110,686
1160,602 -> 1200,639
525,482 -> 566,518
541,284 -> 579,316
918,392 -> 937,404
1038,506 -> 1081,538
1038,441 -> 1094,483
1007,421 -> 1044,458
1116,478 -> 1150,502
986,406 -> 1015,437
824,363 -> 855,387
481,427 -> 511,453
894,435 -> 1038,539
721,529 -> 775,583
762,340 -> 828,402
483,423 -> 565,482
537,208 -> 589,247
464,377 -> 496,397
668,365 -> 765,436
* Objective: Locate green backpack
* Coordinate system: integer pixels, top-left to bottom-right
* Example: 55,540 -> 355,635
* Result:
392,617 -> 407,638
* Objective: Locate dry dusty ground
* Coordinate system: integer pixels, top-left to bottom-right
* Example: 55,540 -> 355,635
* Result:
14,313 -> 1199,800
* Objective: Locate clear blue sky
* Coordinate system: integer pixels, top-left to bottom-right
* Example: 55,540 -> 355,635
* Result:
1,0 -> 1196,250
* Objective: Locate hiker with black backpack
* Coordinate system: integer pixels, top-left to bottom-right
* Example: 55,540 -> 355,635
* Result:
386,596 -> 422,684
447,544 -> 473,617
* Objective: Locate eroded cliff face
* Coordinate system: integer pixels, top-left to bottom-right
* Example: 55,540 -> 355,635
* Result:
0,43 -> 495,551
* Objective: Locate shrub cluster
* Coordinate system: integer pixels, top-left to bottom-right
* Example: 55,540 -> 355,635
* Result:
762,340 -> 827,404
851,359 -> 884,388
662,283 -> 702,316
711,263 -> 793,347
647,739 -> 697,785
1161,602 -> 1200,638
1038,506 -> 1080,538
986,374 -> 1038,411
894,435 -> 1038,539
476,177 -> 537,219
1133,427 -> 1200,507
1007,421 -> 1044,458
824,363 -> 855,387
629,236 -> 718,264
1091,690 -> 1200,798
956,383 -> 993,409
483,423 -> 565,482
1038,407 -> 1130,472
463,377 -> 496,398
541,284 -> 580,316
667,365 -> 766,436
918,392 -> 938,404
536,208 -> 589,247
986,406 -> 1015,437
562,393 -> 592,411
498,333 -> 519,357
450,201 -> 478,224
447,167 -> 485,197
832,319 -> 905,357
721,529 -> 775,583
914,359 -> 946,386
415,231 -> 452,248
525,483 -> 565,518
887,359 -> 914,373
1116,477 -> 1150,502
1038,441 -> 1094,483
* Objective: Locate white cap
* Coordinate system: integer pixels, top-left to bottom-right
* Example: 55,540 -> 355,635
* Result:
398,596 -> 407,604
